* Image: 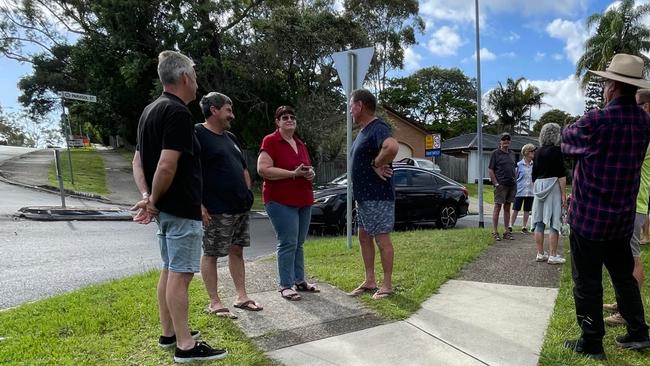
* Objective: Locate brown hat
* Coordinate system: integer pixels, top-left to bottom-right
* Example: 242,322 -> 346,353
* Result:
589,53 -> 650,89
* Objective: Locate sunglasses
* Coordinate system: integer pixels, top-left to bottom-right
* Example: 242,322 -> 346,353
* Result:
280,114 -> 296,121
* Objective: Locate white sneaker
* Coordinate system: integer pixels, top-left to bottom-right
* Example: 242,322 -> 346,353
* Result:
535,252 -> 549,262
547,255 -> 566,264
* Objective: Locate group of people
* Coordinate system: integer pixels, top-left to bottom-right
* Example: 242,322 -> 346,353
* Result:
492,53 -> 650,359
130,50 -> 398,363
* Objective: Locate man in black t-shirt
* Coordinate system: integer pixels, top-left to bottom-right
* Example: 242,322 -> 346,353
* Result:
488,132 -> 517,241
195,92 -> 262,317
131,51 -> 226,362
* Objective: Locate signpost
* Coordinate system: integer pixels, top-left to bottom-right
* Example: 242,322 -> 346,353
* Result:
425,133 -> 441,157
57,91 -> 97,188
332,47 -> 374,249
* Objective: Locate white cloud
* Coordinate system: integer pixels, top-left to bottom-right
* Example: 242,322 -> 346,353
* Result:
462,48 -> 496,63
404,47 -> 422,71
504,31 -> 520,42
501,51 -> 516,57
552,53 -> 564,61
546,18 -> 590,64
524,75 -> 585,119
535,52 -> 546,62
332,0 -> 344,13
420,0 -> 477,24
427,26 -> 464,56
486,0 -> 588,16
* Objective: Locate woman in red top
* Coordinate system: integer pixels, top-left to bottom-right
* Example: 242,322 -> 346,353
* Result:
257,106 -> 319,301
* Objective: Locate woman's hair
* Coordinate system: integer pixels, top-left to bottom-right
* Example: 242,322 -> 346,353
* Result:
275,105 -> 295,119
539,123 -> 562,146
521,143 -> 536,156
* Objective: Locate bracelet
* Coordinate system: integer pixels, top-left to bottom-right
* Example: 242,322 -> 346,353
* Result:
142,192 -> 150,199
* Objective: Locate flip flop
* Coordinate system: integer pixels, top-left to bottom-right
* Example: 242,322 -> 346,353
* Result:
279,288 -> 302,301
295,282 -> 320,293
233,300 -> 263,311
372,290 -> 393,300
205,307 -> 238,319
348,286 -> 378,297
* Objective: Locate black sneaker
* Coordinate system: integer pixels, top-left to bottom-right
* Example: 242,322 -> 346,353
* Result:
158,330 -> 201,348
615,334 -> 650,350
563,339 -> 605,360
174,341 -> 228,363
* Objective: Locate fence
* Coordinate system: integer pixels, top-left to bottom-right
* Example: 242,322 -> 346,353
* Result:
437,154 -> 468,183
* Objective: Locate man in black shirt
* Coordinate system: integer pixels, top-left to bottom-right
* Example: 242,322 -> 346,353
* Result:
131,50 -> 226,363
195,92 -> 261,317
488,132 -> 517,241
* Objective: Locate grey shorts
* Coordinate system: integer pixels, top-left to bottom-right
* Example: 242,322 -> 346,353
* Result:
630,212 -> 645,257
203,212 -> 250,257
157,212 -> 203,273
494,184 -> 516,204
356,200 -> 395,236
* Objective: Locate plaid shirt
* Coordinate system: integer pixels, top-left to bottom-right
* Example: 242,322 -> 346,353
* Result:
561,96 -> 650,241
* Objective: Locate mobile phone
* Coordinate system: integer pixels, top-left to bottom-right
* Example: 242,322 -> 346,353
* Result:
300,166 -> 311,172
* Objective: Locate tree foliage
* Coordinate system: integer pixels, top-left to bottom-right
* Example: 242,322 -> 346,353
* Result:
533,109 -> 574,133
575,0 -> 650,88
584,80 -> 604,112
486,77 -> 545,134
380,66 -> 478,138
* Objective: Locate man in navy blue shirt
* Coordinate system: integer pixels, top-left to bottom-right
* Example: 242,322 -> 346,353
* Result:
348,89 -> 399,300
195,92 -> 261,318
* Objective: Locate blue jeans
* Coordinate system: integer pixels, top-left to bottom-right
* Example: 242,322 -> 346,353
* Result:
157,212 -> 203,273
265,202 -> 312,288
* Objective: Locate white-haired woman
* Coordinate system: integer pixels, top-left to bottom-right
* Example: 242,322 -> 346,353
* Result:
509,143 -> 536,233
531,123 -> 567,264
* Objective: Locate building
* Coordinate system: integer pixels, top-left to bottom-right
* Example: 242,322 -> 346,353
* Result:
381,105 -> 430,159
441,133 -> 539,183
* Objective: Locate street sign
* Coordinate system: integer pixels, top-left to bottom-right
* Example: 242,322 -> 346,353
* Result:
332,47 -> 374,96
58,91 -> 97,103
425,135 -> 433,149
432,133 -> 441,149
425,149 -> 441,157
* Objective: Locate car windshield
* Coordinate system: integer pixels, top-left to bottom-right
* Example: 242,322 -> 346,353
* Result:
331,173 -> 347,185
416,159 -> 435,170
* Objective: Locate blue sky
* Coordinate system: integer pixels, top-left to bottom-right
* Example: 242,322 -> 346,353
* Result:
0,0 -> 644,120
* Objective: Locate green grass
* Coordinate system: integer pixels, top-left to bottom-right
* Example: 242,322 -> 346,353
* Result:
250,184 -> 264,211
303,228 -> 493,319
116,148 -> 135,163
539,240 -> 650,365
48,148 -> 109,195
0,271 -> 275,366
465,183 -> 495,204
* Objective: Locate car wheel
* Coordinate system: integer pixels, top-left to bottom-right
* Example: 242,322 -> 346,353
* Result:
338,207 -> 358,235
437,204 -> 458,229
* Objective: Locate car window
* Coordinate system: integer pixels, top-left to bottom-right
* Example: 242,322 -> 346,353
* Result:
393,170 -> 409,186
410,170 -> 435,186
416,159 -> 435,170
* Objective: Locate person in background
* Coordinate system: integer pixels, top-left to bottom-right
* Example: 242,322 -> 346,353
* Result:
257,106 -> 319,301
509,143 -> 535,234
530,123 -> 566,265
488,132 -> 517,241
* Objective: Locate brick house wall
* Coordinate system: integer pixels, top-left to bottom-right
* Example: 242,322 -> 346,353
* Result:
382,107 -> 428,158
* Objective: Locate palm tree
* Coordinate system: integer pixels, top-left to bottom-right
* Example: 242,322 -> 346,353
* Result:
575,0 -> 650,88
486,77 -> 545,134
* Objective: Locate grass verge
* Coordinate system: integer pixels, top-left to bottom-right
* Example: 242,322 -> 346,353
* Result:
304,228 -> 493,319
48,148 -> 108,195
539,240 -> 650,365
465,183 -> 495,204
0,271 -> 275,366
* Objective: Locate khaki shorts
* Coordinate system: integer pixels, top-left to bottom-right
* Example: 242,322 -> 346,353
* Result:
494,184 -> 516,205
630,212 -> 645,257
202,213 -> 250,257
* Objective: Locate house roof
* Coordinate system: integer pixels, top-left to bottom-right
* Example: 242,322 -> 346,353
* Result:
380,105 -> 430,135
442,133 -> 539,152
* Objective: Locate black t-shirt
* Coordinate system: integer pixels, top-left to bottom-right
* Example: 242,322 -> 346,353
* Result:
194,124 -> 253,214
532,145 -> 566,181
488,149 -> 516,186
136,92 -> 202,220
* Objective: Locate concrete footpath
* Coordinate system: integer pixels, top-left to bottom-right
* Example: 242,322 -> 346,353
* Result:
0,148 -> 563,365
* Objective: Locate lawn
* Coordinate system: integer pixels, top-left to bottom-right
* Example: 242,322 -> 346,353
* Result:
304,228 -> 493,319
539,240 -> 650,365
0,271 -> 276,366
465,183 -> 495,204
48,148 -> 109,195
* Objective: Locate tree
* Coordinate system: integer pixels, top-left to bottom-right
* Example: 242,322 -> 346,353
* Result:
345,0 -> 425,94
584,80 -> 604,112
533,109 -> 574,133
486,77 -> 545,134
380,66 -> 478,138
575,0 -> 650,88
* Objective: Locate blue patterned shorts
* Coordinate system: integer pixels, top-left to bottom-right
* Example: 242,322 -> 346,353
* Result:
356,200 -> 395,236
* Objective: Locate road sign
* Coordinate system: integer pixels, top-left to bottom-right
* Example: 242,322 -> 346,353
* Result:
58,91 -> 97,103
425,135 -> 433,149
432,133 -> 441,149
332,47 -> 374,96
425,149 -> 441,157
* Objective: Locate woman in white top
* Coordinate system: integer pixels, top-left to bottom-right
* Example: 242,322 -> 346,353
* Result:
509,144 -> 535,233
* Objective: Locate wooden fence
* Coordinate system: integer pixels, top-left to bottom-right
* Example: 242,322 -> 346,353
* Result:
437,154 -> 468,183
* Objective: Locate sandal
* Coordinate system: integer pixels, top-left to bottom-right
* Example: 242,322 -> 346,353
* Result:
503,232 -> 515,240
295,282 -> 320,293
233,300 -> 263,311
372,290 -> 393,300
492,232 -> 501,241
205,307 -> 238,319
348,285 -> 378,297
279,288 -> 302,301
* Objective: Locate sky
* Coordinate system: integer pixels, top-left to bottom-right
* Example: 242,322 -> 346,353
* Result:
0,0 -> 646,121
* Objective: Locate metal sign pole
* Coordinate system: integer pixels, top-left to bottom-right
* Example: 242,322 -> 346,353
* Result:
475,0 -> 484,228
346,52 -> 357,250
54,149 -> 66,208
61,98 -> 75,185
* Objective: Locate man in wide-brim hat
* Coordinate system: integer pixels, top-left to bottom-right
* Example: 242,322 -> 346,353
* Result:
561,53 -> 650,360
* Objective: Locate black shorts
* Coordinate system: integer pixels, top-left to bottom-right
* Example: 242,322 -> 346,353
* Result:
513,196 -> 533,211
